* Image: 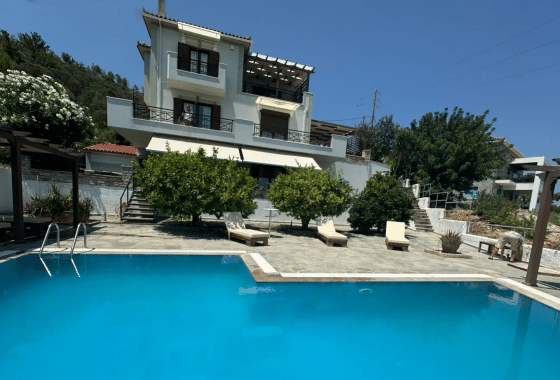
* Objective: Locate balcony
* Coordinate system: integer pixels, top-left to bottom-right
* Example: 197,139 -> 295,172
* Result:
253,124 -> 331,147
243,80 -> 307,104
133,103 -> 233,132
167,52 -> 226,97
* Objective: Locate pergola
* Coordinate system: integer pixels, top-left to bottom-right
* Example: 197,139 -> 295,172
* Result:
0,125 -> 82,242
522,158 -> 560,286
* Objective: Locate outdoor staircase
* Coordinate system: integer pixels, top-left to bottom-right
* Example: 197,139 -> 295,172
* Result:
122,190 -> 157,223
401,186 -> 434,233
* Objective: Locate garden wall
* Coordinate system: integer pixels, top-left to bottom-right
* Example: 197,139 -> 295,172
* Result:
0,168 -> 13,213
424,208 -> 469,235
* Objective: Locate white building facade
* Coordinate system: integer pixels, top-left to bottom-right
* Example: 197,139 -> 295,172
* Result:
106,4 -> 389,221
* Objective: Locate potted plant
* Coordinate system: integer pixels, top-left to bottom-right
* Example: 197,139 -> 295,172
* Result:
441,230 -> 462,254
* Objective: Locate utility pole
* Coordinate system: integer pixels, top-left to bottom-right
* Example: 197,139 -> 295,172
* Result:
370,88 -> 378,127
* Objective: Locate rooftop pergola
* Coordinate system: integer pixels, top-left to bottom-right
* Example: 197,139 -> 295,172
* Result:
0,125 -> 82,242
522,158 -> 560,286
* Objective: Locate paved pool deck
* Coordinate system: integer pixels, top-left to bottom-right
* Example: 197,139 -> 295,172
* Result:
2,218 -> 560,308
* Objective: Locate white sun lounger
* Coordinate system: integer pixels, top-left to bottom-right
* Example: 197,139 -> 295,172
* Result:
316,217 -> 347,247
224,212 -> 268,246
385,221 -> 410,251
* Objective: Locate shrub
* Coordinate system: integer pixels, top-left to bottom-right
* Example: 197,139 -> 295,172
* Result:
24,183 -> 93,223
440,230 -> 462,253
347,173 -> 414,234
133,147 -> 260,225
550,205 -> 560,227
266,165 -> 355,230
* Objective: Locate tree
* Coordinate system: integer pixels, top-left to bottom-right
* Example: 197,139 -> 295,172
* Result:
394,107 -> 504,192
0,70 -> 94,147
347,173 -> 414,234
359,115 -> 400,162
266,165 -> 355,230
133,147 -> 260,225
554,192 -> 560,203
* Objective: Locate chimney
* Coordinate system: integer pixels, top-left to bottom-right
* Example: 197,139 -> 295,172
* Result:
158,0 -> 166,17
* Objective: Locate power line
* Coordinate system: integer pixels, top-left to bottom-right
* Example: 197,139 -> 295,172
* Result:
443,15 -> 559,70
434,37 -> 560,85
444,61 -> 560,94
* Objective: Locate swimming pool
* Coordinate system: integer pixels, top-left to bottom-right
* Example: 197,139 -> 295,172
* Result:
0,254 -> 559,379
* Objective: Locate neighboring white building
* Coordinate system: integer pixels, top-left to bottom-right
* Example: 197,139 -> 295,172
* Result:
106,3 -> 389,208
473,137 -> 545,211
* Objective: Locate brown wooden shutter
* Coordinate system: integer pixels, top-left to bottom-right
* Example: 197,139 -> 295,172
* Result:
211,105 -> 221,130
207,51 -> 220,77
178,42 -> 190,71
173,98 -> 183,124
260,109 -> 289,138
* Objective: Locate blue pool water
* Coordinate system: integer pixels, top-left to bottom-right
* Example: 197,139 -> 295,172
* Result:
0,254 -> 559,380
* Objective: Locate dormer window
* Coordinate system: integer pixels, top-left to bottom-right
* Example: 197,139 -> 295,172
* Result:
177,42 -> 219,78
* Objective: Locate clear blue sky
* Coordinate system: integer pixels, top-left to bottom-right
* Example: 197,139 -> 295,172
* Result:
2,0 -> 559,166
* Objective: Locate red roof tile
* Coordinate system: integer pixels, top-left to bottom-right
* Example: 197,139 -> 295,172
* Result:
84,143 -> 137,156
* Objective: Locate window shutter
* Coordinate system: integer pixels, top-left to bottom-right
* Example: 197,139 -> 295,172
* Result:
178,42 -> 190,70
173,98 -> 183,124
208,51 -> 220,77
260,110 -> 289,138
211,105 -> 221,130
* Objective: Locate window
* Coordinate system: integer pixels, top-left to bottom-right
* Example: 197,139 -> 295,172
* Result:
177,43 -> 220,78
259,109 -> 289,140
173,98 -> 222,130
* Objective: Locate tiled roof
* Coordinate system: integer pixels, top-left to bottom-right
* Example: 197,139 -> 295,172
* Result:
137,41 -> 151,49
142,10 -> 251,41
84,143 -> 137,156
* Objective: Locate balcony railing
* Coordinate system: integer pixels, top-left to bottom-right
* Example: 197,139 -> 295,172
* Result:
243,76 -> 309,104
177,57 -> 219,78
133,103 -> 233,132
253,124 -> 331,147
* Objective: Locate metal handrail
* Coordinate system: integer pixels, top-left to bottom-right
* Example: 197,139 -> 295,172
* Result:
69,223 -> 87,277
119,174 -> 135,221
38,223 -> 60,277
177,56 -> 219,78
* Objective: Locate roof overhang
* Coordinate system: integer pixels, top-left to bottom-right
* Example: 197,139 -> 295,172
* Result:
137,42 -> 151,60
241,147 -> 320,169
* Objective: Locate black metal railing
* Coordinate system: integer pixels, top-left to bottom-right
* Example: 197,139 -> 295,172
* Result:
253,124 -> 331,147
177,57 -> 219,78
346,130 -> 368,156
243,77 -> 309,104
178,112 -> 233,132
133,104 -> 233,132
133,103 -> 174,123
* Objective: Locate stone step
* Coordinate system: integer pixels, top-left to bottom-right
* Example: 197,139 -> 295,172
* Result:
124,210 -> 156,217
126,204 -> 154,210
122,217 -> 156,223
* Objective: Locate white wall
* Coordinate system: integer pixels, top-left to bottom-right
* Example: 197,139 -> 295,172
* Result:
0,168 -> 13,213
12,181 -> 124,216
86,152 -> 135,173
462,233 -> 560,270
418,197 -> 429,209
423,208 -> 469,235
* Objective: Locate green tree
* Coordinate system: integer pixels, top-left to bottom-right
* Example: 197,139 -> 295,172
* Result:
0,70 -> 94,147
359,115 -> 400,162
554,192 -> 560,203
266,165 -> 355,230
133,147 -> 260,225
347,173 -> 414,234
394,107 -> 504,192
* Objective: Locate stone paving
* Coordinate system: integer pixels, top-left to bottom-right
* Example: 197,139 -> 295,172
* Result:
2,218 -> 560,302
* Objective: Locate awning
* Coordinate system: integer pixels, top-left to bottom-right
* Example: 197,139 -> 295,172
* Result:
241,147 -> 320,169
146,137 -> 241,161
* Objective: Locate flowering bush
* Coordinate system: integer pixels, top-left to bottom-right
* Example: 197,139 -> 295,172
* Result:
0,70 -> 93,146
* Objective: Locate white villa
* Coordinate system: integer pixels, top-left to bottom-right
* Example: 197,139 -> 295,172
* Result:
106,1 -> 389,219
474,137 -> 546,211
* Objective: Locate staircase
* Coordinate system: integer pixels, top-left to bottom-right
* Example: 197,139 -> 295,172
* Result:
401,186 -> 434,233
122,190 -> 157,223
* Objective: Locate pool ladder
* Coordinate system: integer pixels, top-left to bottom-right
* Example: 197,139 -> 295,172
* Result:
39,223 -> 87,277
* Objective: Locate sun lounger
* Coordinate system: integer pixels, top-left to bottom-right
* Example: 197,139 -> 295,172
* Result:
224,212 -> 268,246
385,221 -> 410,251
316,217 -> 347,247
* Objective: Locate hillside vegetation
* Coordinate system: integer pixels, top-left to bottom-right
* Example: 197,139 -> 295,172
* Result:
0,30 -> 140,147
